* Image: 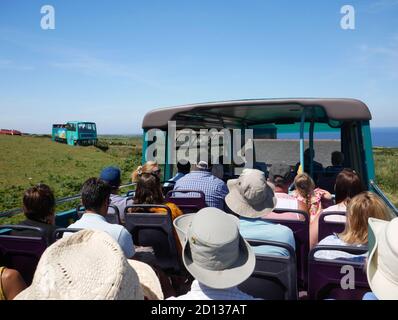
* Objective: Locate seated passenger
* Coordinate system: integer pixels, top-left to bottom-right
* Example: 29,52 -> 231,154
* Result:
14,230 -> 163,300
132,161 -> 161,183
163,160 -> 191,188
68,178 -> 135,258
0,267 -> 27,300
11,184 -> 60,244
325,151 -> 345,173
169,208 -> 257,300
100,166 -> 132,223
226,169 -> 296,257
294,148 -> 324,182
174,160 -> 228,210
292,173 -> 333,248
323,169 -> 365,221
315,192 -> 392,261
363,217 -> 398,300
129,172 -> 183,254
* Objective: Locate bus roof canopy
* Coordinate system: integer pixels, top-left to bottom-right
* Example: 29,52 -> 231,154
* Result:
142,98 -> 372,130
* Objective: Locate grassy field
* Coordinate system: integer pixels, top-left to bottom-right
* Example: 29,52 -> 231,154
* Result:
0,135 -> 397,224
0,135 -> 142,224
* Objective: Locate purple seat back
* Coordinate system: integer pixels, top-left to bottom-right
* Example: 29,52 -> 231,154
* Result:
124,204 -> 181,272
263,209 -> 309,289
238,239 -> 298,300
308,245 -> 370,300
76,205 -> 121,225
318,211 -> 346,242
165,190 -> 206,214
0,225 -> 48,285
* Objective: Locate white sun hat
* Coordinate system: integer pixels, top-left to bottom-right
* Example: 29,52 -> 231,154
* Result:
367,217 -> 398,300
173,207 -> 255,289
14,230 -> 161,300
225,168 -> 276,218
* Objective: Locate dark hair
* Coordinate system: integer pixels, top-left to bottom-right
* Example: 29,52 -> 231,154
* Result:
133,173 -> 164,205
335,169 -> 365,204
81,178 -> 112,212
23,184 -> 55,222
331,151 -> 344,166
177,160 -> 191,174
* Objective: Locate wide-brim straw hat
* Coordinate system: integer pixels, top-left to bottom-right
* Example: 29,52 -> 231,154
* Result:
226,168 -> 276,219
15,230 -> 162,300
173,208 -> 255,289
367,217 -> 398,300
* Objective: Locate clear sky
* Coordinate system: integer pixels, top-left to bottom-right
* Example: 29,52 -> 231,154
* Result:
1,0 -> 397,134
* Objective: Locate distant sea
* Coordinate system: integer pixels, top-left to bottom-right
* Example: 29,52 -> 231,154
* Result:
371,127 -> 398,148
277,127 -> 398,148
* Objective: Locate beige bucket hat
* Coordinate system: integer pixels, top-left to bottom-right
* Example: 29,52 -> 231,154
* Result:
14,230 -> 163,300
173,207 -> 255,289
226,168 -> 276,218
367,217 -> 398,300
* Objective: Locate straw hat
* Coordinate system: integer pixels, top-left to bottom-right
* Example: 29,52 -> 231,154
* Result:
14,230 -> 161,300
225,168 -> 276,218
367,217 -> 398,300
173,208 -> 255,289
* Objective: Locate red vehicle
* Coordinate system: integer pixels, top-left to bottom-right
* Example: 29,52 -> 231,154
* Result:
0,129 -> 22,136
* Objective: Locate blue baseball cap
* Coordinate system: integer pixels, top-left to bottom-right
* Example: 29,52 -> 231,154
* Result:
100,166 -> 121,188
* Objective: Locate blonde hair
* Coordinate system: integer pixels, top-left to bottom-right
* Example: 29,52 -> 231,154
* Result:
131,161 -> 159,182
340,191 -> 392,245
294,173 -> 315,207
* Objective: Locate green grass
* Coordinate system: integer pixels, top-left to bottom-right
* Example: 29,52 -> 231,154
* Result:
0,135 -> 396,224
374,147 -> 398,207
0,135 -> 142,223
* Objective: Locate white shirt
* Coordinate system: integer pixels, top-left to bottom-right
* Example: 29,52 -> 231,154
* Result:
67,213 -> 135,258
167,280 -> 258,300
322,203 -> 347,222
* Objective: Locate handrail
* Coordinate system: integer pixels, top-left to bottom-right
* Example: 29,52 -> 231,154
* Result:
369,180 -> 398,216
0,183 -> 136,219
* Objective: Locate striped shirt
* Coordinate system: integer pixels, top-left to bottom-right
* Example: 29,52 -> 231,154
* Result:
174,171 -> 228,209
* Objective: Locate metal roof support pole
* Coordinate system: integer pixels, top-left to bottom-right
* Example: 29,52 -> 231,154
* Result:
309,119 -> 315,179
299,111 -> 306,174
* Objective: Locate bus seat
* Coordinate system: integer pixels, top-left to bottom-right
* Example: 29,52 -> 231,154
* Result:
165,190 -> 206,214
263,209 -> 309,289
318,211 -> 346,242
308,245 -> 369,300
76,205 -> 122,225
52,228 -> 83,243
124,204 -> 181,273
238,239 -> 298,300
0,225 -> 48,285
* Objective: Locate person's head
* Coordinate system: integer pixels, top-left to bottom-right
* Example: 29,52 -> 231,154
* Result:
304,148 -> 315,161
334,168 -> 365,204
367,217 -> 398,300
173,208 -> 255,289
133,172 -> 164,205
225,168 -> 276,218
100,166 -> 121,193
268,163 -> 293,192
14,230 -> 163,300
340,192 -> 392,245
81,178 -> 112,216
23,184 -> 56,225
331,151 -> 344,167
294,173 -> 315,199
131,161 -> 160,182
177,160 -> 191,175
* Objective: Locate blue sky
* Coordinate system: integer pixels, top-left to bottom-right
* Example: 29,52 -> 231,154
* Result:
0,0 -> 397,134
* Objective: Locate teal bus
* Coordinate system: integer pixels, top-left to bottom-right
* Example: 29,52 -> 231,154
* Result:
52,121 -> 98,146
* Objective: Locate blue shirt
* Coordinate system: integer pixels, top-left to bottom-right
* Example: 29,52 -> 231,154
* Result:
239,218 -> 296,256
68,213 -> 135,258
174,170 -> 228,209
363,292 -> 378,300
